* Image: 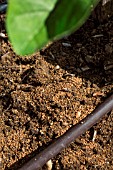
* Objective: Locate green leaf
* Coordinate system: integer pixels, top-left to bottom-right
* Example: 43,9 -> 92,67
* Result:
46,0 -> 99,39
6,0 -> 99,55
6,0 -> 57,55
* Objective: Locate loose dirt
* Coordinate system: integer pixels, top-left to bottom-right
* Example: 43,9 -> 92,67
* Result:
0,9 -> 113,170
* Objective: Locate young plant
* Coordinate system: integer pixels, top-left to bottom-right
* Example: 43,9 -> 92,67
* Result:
6,0 -> 99,55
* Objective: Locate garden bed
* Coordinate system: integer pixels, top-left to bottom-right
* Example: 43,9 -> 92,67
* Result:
0,4 -> 113,170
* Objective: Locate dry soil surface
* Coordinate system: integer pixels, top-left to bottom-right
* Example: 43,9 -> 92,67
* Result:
0,10 -> 113,170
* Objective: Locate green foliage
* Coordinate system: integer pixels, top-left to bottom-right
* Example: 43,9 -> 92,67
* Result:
6,0 -> 99,55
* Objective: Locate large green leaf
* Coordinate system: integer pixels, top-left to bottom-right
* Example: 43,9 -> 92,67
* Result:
46,0 -> 99,39
6,0 -> 99,55
6,0 -> 57,55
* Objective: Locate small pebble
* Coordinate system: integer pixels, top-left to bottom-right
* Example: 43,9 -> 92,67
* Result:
93,92 -> 104,97
104,64 -> 113,70
0,32 -> 6,38
46,159 -> 53,170
55,65 -> 60,70
62,88 -> 71,92
92,34 -> 103,38
105,44 -> 113,54
62,42 -> 71,47
102,0 -> 110,5
85,55 -> 93,63
49,52 -> 55,60
81,66 -> 90,72
92,130 -> 97,142
76,111 -> 81,118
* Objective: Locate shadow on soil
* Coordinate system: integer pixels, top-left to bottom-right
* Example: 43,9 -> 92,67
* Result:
4,16 -> 113,170
40,16 -> 113,88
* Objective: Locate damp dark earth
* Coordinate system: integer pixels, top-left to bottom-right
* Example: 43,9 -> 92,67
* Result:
0,4 -> 113,170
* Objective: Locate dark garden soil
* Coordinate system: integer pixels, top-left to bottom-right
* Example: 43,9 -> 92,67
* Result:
0,9 -> 113,170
